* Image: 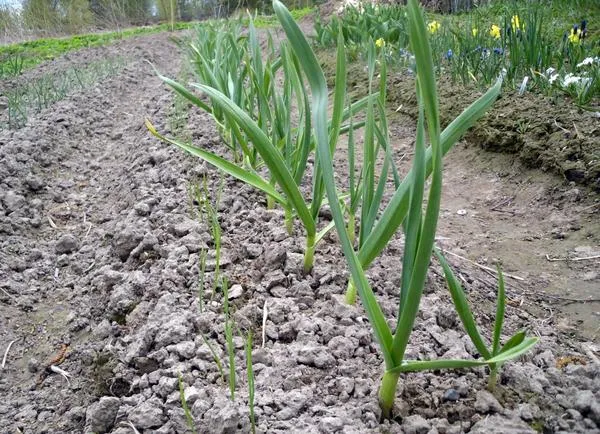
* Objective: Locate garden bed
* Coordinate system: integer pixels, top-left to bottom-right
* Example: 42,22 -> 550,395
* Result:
0,25 -> 599,434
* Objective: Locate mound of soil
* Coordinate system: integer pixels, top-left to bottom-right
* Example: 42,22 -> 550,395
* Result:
319,49 -> 600,191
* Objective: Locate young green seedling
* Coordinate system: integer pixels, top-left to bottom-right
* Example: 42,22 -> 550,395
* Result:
178,374 -> 198,434
222,277 -> 236,401
434,250 -> 534,391
245,332 -> 256,434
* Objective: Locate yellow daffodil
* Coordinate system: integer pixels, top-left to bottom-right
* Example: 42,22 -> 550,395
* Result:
428,20 -> 441,34
375,38 -> 385,48
511,15 -> 521,30
472,27 -> 478,37
490,24 -> 501,39
568,27 -> 582,44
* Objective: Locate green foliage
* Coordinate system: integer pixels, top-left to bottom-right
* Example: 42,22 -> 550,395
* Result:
251,6 -> 313,28
434,250 -> 535,390
149,12 -> 359,272
315,4 -> 409,48
3,56 -> 127,130
315,0 -> 600,105
222,278 -> 236,401
178,374 -> 198,434
201,334 -> 226,383
245,332 -> 256,434
0,53 -> 24,78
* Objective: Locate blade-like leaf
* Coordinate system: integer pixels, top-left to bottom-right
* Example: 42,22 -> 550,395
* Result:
389,336 -> 538,374
311,26 -> 348,219
329,27 -> 348,152
189,82 -> 316,238
407,0 -> 439,149
390,358 -> 489,374
499,330 -> 526,354
485,337 -> 539,364
391,0 -> 445,365
146,120 -> 287,206
375,101 -> 401,188
315,220 -> 336,244
158,71 -> 212,114
492,266 -> 506,356
359,39 -> 376,245
434,248 -> 492,359
358,77 -> 502,270
399,100 -> 426,324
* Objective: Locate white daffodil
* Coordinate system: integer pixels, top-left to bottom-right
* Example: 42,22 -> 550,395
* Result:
562,73 -> 581,87
577,57 -> 595,68
337,0 -> 364,14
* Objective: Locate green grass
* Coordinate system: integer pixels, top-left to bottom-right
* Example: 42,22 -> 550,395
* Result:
245,332 -> 256,434
0,22 -> 196,75
178,374 -> 198,434
222,277 -> 237,401
252,6 -> 314,28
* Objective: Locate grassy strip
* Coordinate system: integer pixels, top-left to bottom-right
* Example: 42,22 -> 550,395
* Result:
0,22 -> 195,74
252,6 -> 314,28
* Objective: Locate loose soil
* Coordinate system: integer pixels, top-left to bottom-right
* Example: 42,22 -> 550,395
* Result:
0,26 -> 599,434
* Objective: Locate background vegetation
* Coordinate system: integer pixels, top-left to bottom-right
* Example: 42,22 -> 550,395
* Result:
0,0 -> 310,42
315,0 -> 600,106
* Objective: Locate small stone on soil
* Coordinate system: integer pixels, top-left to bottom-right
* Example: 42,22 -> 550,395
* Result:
25,175 -> 45,191
264,245 -> 287,269
469,414 -> 536,433
573,390 -> 595,414
228,284 -> 243,300
128,397 -> 165,429
27,358 -> 40,373
84,396 -> 120,433
443,388 -> 460,402
134,202 -> 151,216
402,414 -> 431,434
55,234 -> 79,254
474,390 -> 503,414
113,227 -> 144,261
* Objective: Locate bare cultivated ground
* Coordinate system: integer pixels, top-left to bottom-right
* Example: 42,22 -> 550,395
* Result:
0,29 -> 599,433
